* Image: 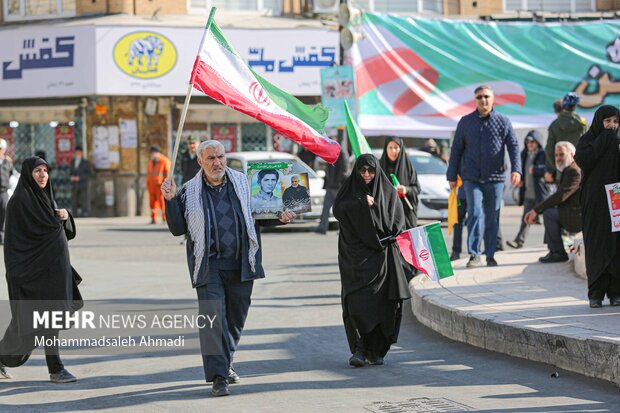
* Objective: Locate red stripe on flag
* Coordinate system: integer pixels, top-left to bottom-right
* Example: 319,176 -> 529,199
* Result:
192,60 -> 340,163
396,231 -> 431,278
355,48 -> 438,98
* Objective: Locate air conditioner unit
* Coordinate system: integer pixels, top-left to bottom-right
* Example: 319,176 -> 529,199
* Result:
314,0 -> 339,14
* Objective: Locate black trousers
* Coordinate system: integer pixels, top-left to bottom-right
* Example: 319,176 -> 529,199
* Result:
588,271 -> 620,301
196,267 -> 253,382
317,188 -> 338,233
71,183 -> 90,216
0,330 -> 65,374
542,207 -> 565,255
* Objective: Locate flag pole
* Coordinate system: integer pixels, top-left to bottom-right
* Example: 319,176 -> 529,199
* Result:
168,7 -> 217,179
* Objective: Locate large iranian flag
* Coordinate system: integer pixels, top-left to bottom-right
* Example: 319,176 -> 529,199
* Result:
396,222 -> 453,282
189,10 -> 341,163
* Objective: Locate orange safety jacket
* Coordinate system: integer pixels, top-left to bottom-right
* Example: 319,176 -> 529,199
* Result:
146,155 -> 170,191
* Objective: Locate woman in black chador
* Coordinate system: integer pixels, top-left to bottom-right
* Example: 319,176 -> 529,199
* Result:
379,137 -> 421,229
333,154 -> 410,367
0,157 -> 82,382
574,105 -> 620,308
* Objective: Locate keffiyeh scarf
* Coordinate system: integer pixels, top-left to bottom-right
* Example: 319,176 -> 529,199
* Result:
182,168 -> 259,283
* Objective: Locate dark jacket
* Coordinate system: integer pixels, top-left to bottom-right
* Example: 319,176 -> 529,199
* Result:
447,109 -> 521,183
0,156 -> 13,193
165,173 -> 281,288
69,157 -> 91,189
533,161 -> 582,234
180,151 -> 201,185
518,133 -> 549,205
546,111 -> 587,174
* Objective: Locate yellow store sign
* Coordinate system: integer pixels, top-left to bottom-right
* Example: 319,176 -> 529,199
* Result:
113,32 -> 177,79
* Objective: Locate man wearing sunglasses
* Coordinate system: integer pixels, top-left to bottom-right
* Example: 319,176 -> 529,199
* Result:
447,85 -> 521,268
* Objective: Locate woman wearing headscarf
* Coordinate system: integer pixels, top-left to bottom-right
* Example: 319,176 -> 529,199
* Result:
379,137 -> 421,229
0,157 -> 82,382
574,105 -> 620,308
333,154 -> 410,367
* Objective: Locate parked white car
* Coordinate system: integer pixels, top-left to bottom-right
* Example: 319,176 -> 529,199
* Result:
367,148 -> 450,220
225,151 -> 329,223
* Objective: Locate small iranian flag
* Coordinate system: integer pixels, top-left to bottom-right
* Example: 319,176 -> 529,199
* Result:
344,100 -> 372,158
396,222 -> 454,281
189,9 -> 341,163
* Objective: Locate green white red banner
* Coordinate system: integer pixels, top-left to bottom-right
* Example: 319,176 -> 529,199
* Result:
352,13 -> 620,137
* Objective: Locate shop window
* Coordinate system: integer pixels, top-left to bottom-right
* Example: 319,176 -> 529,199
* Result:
357,0 -> 442,14
3,0 -> 76,20
241,123 -> 267,151
6,120 -> 81,209
188,0 -> 281,14
504,0 -> 594,12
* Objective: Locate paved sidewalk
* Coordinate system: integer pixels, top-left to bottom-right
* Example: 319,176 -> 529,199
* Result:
410,245 -> 620,387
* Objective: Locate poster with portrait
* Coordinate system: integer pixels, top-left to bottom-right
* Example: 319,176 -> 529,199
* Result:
605,182 -> 620,232
248,161 -> 291,219
281,173 -> 311,214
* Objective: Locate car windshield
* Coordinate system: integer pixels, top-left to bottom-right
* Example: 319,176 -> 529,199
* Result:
228,157 -> 319,178
261,159 -> 319,178
409,154 -> 447,175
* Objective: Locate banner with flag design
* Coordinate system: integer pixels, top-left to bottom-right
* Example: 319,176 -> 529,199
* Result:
190,10 -> 341,163
396,222 -> 453,282
352,13 -> 620,137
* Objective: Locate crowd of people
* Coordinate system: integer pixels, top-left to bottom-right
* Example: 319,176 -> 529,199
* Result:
1,87 -> 619,394
447,88 -> 620,309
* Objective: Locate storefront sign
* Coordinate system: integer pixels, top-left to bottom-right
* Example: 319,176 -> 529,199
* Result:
0,24 -> 336,98
0,26 -> 95,99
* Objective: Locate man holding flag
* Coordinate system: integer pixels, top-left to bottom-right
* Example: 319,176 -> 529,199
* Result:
162,140 -> 295,396
159,7 -> 339,397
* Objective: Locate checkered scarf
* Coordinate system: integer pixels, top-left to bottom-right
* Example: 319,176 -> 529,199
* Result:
182,168 -> 259,283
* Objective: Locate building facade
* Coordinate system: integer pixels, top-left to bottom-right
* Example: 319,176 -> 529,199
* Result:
0,0 -> 617,216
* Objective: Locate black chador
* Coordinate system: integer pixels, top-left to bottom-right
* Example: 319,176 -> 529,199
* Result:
333,154 -> 410,365
0,157 -> 82,373
574,105 -> 620,301
379,137 -> 421,229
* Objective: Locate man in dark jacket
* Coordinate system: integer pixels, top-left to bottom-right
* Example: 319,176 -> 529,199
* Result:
161,140 -> 295,397
0,138 -> 13,244
447,85 -> 521,268
180,135 -> 201,184
545,92 -> 587,182
507,130 -> 550,248
525,141 -> 582,263
69,146 -> 92,217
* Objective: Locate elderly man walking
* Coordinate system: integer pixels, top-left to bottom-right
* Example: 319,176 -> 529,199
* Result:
447,85 -> 521,268
524,141 -> 582,264
161,140 -> 295,397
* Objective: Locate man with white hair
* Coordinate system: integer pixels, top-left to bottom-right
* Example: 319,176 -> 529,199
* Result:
524,141 -> 582,263
161,140 -> 295,397
0,138 -> 13,244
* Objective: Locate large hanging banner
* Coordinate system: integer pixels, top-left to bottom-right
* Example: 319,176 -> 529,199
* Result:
351,13 -> 620,137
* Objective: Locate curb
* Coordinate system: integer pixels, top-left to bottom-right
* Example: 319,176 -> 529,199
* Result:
410,278 -> 620,387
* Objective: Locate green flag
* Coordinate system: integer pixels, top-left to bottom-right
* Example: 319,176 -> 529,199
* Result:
344,101 -> 371,158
